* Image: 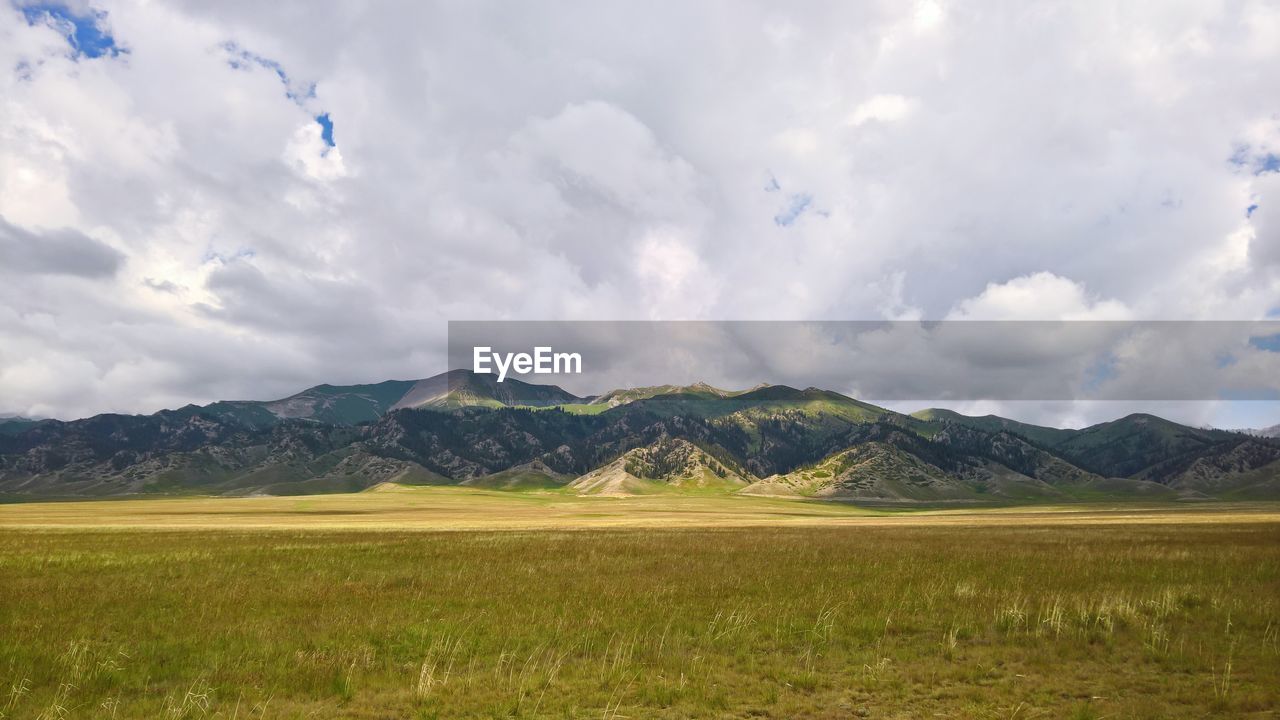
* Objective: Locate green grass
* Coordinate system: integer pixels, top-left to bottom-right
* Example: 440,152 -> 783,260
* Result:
548,386 -> 894,422
1,512 -> 1277,718
462,468 -> 569,491
544,402 -> 610,415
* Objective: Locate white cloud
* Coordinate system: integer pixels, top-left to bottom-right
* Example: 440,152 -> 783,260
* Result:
283,121 -> 347,181
947,272 -> 1132,320
848,94 -> 917,126
913,1 -> 946,33
871,271 -> 923,321
634,229 -> 719,319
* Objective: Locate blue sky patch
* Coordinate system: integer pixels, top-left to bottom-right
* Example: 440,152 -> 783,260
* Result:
222,41 -> 315,104
774,193 -> 812,227
316,113 -> 335,147
21,2 -> 122,59
1082,354 -> 1118,393
220,41 -> 332,147
202,247 -> 256,265
1248,333 -> 1280,352
1230,145 -> 1280,176
1247,203 -> 1258,218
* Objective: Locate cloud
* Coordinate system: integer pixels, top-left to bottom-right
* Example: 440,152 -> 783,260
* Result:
19,1 -> 123,59
913,0 -> 946,33
947,272 -> 1132,320
633,228 -> 719,318
1,1 -> 1279,429
0,216 -> 123,278
143,277 -> 180,293
283,119 -> 346,181
848,94 -> 917,126
1249,171 -> 1280,268
773,193 -> 812,226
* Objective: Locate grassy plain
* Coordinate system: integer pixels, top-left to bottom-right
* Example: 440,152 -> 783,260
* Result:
0,489 -> 1278,718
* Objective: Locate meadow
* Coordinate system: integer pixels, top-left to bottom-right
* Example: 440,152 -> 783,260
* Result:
0,490 -> 1277,718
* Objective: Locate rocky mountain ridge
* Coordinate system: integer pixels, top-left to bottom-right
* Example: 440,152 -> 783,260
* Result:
2,371 -> 1277,501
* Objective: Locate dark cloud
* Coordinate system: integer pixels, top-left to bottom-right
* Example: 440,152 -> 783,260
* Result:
199,259 -> 386,336
1250,173 -> 1280,268
448,320 -> 1280,403
142,277 -> 180,293
0,217 -> 123,279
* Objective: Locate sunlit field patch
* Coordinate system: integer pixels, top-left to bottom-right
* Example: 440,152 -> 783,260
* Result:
1,495 -> 1277,718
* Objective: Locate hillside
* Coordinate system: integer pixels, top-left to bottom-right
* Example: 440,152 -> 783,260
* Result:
569,438 -> 752,495
571,381 -> 769,412
461,460 -> 571,490
743,442 -> 977,500
162,370 -> 587,428
613,384 -> 893,423
1247,423 -> 1280,438
0,417 -> 42,436
399,369 -> 587,410
1051,413 -> 1233,478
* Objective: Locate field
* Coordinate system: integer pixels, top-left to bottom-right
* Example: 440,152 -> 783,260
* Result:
1,489 -> 1278,718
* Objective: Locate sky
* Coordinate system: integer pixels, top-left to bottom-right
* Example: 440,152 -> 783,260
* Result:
1,0 -> 1279,428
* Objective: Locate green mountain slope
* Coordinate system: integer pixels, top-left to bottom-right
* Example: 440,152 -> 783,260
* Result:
910,408 -> 1075,447
1052,414 -> 1233,478
162,371 -> 587,428
569,438 -> 753,495
0,417 -> 43,436
403,370 -> 585,410
570,381 -> 768,411
3,372 -> 1279,502
461,460 -> 571,490
742,442 -> 976,501
614,385 -> 893,423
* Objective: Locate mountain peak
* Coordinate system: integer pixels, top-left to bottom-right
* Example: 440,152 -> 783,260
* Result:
1249,423 -> 1280,438
391,369 -> 586,411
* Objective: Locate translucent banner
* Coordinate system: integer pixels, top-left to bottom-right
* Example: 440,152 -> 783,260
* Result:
447,320 -> 1280,401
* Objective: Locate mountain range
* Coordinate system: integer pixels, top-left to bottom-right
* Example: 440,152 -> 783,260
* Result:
1245,423 -> 1280,439
1,370 -> 1278,502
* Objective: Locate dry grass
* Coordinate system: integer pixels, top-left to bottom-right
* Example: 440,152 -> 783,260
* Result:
1,483 -> 1278,530
0,491 -> 1277,718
